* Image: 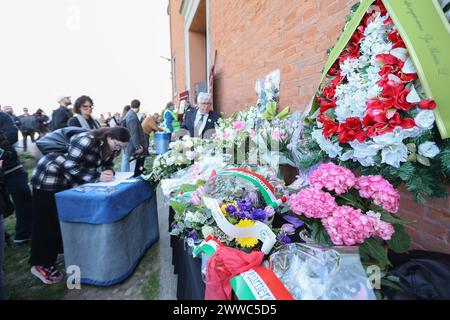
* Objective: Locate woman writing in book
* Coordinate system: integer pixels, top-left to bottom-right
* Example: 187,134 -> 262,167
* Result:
29,127 -> 130,284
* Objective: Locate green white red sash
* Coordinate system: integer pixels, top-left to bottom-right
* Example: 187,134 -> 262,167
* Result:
218,168 -> 287,208
193,236 -> 223,257
231,267 -> 295,300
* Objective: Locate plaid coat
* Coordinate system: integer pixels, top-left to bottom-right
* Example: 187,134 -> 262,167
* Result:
31,132 -> 116,191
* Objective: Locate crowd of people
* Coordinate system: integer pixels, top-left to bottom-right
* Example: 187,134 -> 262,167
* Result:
0,91 -> 221,298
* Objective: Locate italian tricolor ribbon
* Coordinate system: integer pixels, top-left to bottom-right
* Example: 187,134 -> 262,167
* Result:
218,168 -> 287,208
231,267 -> 295,300
193,236 -> 224,257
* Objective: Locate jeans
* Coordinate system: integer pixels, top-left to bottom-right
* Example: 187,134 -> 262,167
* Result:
121,153 -> 137,173
0,215 -> 5,300
4,168 -> 32,240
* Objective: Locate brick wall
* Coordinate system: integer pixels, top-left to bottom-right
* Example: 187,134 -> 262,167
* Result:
168,0 -> 450,254
169,0 -> 187,100
397,187 -> 450,254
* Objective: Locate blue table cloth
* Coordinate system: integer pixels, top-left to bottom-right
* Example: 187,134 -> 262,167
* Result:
55,180 -> 159,286
55,180 -> 154,224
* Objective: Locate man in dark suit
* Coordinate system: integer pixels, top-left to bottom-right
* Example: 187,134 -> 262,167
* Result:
51,96 -> 72,131
121,99 -> 147,174
181,92 -> 221,139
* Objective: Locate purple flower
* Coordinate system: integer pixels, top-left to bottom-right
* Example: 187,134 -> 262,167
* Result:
237,211 -> 252,220
264,206 -> 276,218
281,224 -> 296,235
278,233 -> 292,245
247,192 -> 258,203
237,198 -> 253,212
225,205 -> 238,216
187,230 -> 199,241
282,215 -> 304,229
250,208 -> 269,222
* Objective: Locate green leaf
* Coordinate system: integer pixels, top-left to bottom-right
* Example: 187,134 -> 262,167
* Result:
170,200 -> 187,215
275,106 -> 290,120
360,238 -> 391,268
310,221 -> 333,246
262,102 -> 277,120
379,211 -> 414,226
417,155 -> 431,167
387,225 -> 411,254
178,184 -> 201,193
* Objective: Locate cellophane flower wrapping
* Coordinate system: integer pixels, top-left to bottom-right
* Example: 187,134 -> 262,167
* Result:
266,243 -> 376,300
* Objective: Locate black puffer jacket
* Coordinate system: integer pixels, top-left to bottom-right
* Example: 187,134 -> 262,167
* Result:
0,129 -> 22,175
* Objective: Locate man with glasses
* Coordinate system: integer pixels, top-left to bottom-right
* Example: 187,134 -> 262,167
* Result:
51,96 -> 73,131
181,92 -> 221,139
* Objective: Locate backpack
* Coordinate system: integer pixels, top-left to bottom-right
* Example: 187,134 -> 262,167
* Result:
36,127 -> 88,155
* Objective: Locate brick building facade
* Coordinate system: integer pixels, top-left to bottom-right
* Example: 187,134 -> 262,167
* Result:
167,0 -> 450,254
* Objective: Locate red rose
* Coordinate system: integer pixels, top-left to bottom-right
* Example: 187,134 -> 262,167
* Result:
376,54 -> 404,77
364,106 -> 388,126
323,86 -> 336,100
319,99 -> 337,113
338,117 -> 364,143
330,74 -> 344,87
340,47 -> 360,64
419,99 -> 437,110
393,88 -> 415,111
322,120 -> 339,139
389,113 -> 416,129
399,72 -> 417,83
388,30 -> 406,49
366,97 -> 393,112
327,61 -> 340,76
381,83 -> 403,98
364,110 -> 415,137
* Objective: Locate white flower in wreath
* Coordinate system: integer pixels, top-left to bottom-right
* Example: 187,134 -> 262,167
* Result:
414,110 -> 435,130
347,141 -> 381,167
311,129 -> 342,158
418,141 -> 440,159
372,129 -> 409,168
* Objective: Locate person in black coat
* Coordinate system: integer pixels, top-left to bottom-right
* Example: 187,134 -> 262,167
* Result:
51,96 -> 72,131
0,115 -> 33,243
181,92 -> 221,139
33,109 -> 50,139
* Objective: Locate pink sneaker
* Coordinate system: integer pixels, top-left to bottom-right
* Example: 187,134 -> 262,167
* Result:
31,266 -> 64,284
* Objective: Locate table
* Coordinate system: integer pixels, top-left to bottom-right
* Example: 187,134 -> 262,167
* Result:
55,180 -> 159,286
169,207 -> 205,300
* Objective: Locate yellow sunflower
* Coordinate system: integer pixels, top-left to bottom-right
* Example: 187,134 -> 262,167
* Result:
235,219 -> 259,249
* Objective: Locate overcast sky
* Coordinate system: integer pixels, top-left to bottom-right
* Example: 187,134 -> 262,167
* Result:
0,0 -> 172,117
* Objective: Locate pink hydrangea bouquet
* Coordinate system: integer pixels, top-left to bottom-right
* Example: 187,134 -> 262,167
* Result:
289,162 -> 410,268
